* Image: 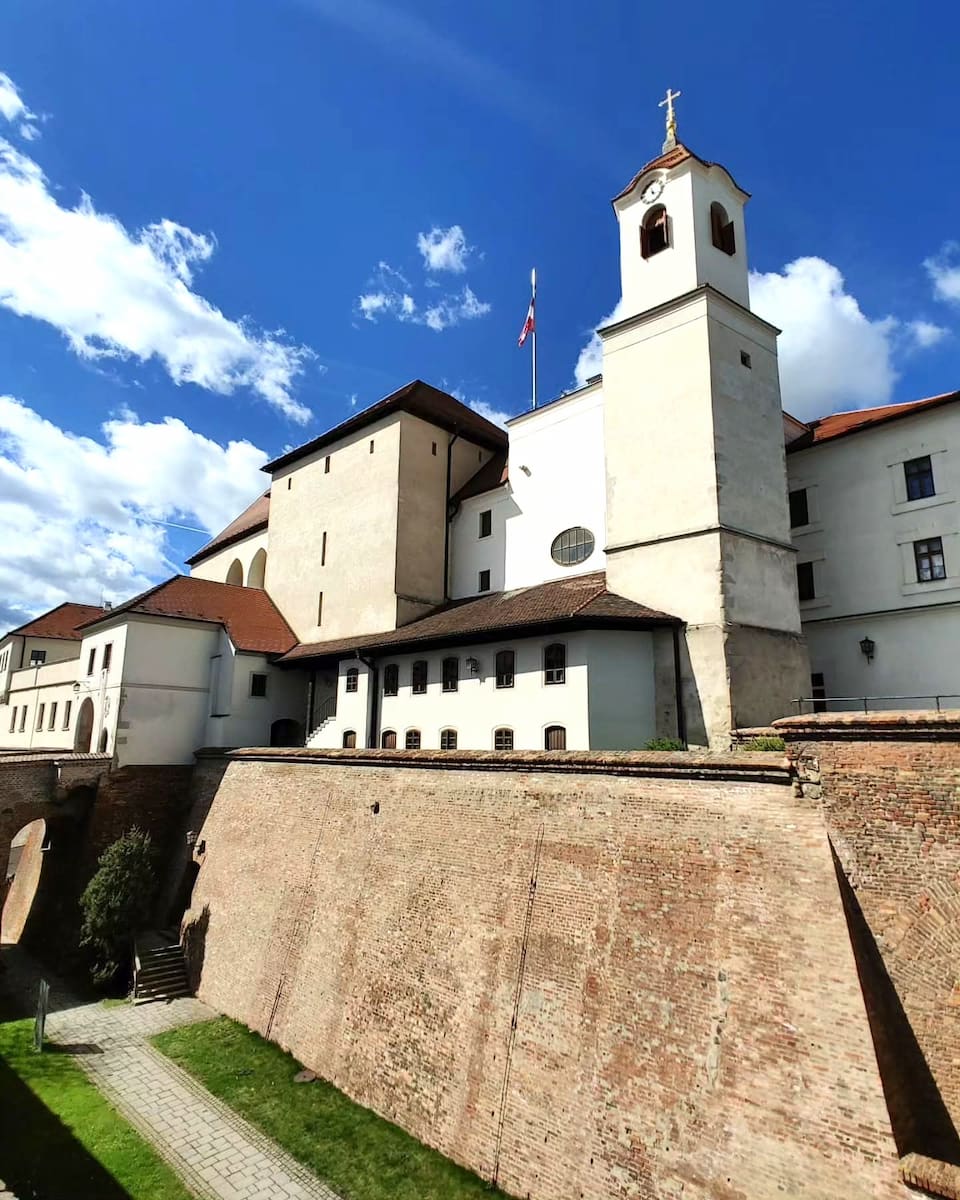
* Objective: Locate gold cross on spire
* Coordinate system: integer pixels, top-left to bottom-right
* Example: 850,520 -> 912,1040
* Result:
658,87 -> 682,151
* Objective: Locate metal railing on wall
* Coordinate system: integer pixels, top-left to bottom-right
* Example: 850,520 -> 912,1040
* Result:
793,694 -> 960,715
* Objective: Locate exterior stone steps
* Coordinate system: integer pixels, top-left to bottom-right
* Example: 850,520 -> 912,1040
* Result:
133,936 -> 191,1005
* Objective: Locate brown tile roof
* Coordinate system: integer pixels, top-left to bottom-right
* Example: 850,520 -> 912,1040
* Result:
5,602 -> 108,642
79,576 -> 296,655
452,452 -> 509,503
787,390 -> 960,452
186,491 -> 270,567
280,571 -> 678,663
612,142 -> 749,204
264,380 -> 508,474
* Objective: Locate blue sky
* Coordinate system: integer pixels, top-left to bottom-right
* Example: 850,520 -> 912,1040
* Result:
0,0 -> 958,623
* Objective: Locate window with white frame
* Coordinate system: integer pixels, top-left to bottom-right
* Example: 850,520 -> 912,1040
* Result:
544,642 -> 566,685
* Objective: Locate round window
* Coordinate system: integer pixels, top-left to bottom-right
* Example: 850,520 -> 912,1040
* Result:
551,526 -> 595,566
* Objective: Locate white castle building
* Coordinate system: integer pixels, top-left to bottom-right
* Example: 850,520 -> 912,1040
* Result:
1,114 -> 957,762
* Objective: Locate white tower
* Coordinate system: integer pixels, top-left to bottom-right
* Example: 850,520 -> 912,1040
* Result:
601,93 -> 808,746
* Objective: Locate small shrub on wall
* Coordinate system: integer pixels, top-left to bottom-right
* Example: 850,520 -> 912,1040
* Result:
743,736 -> 786,752
644,738 -> 686,751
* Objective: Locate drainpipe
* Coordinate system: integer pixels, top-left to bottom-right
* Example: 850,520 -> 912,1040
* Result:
672,625 -> 687,747
358,654 -> 379,749
305,670 -> 315,743
443,432 -> 460,600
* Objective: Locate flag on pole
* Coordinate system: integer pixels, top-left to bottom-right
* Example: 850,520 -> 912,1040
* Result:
517,281 -> 535,347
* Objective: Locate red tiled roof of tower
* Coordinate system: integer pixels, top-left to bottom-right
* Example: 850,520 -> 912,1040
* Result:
186,491 -> 271,567
612,143 -> 749,204
788,391 -> 960,451
79,576 -> 296,655
5,602 -> 108,642
280,571 -> 679,663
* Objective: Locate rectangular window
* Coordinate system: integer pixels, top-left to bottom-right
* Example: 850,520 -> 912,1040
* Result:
440,729 -> 458,750
494,727 -> 514,750
345,668 -> 359,693
287,477 -> 292,490
36,704 -> 45,732
412,660 -> 428,695
478,569 -> 491,593
48,702 -> 57,731
479,509 -> 492,538
87,648 -> 96,675
19,707 -> 27,732
797,561 -> 815,602
103,643 -> 113,672
9,707 -> 16,733
789,488 -> 809,529
914,536 -> 946,582
321,531 -> 327,566
324,455 -> 331,474
431,442 -> 437,456
250,673 -> 268,698
544,643 -> 566,685
63,700 -> 72,730
369,439 -> 374,454
383,664 -> 399,696
442,657 -> 459,693
405,729 -> 421,749
904,455 -> 935,501
317,592 -> 323,625
29,649 -> 47,666
740,350 -> 752,369
811,671 -> 827,714
495,649 -> 515,689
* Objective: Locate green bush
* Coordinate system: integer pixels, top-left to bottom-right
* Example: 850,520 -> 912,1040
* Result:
742,735 -> 786,752
79,828 -> 159,986
644,737 -> 686,751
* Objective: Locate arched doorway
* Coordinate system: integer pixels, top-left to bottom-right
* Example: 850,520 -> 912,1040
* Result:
270,718 -> 303,747
74,697 -> 94,753
1,819 -> 45,944
247,547 -> 267,589
226,558 -> 243,586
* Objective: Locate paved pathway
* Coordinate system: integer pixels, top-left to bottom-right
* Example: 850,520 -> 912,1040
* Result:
1,951 -> 341,1200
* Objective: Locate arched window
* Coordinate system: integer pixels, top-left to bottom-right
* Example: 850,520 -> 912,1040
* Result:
383,664 -> 399,696
412,660 -> 428,695
381,729 -> 397,749
710,202 -> 736,255
345,667 -> 359,693
495,650 -> 515,689
226,558 -> 244,586
545,725 -> 567,750
342,729 -> 357,749
247,547 -> 267,589
494,727 -> 514,750
405,729 -> 421,749
440,728 -> 458,750
442,657 -> 459,693
641,205 -> 670,259
544,643 -> 566,685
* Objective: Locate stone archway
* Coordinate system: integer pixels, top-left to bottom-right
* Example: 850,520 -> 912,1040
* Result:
74,698 -> 94,753
270,718 -> 303,747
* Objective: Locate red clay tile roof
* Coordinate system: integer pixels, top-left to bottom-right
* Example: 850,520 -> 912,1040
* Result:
280,571 -> 678,663
79,576 -> 296,655
612,142 -> 749,204
5,602 -> 108,642
264,380 -> 508,474
186,491 -> 270,567
453,452 -> 509,503
787,391 -> 960,452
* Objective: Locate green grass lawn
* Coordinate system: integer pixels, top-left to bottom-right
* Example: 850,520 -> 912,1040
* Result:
153,1017 -> 510,1200
0,1018 -> 194,1200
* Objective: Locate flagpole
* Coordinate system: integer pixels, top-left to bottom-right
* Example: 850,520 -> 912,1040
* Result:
531,267 -> 537,410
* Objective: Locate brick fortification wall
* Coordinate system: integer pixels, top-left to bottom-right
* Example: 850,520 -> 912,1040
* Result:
776,711 -> 960,1177
185,748 -> 907,1200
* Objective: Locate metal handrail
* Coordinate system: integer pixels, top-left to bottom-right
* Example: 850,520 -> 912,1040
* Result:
793,694 -> 960,714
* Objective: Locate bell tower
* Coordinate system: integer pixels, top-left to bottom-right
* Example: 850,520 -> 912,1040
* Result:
601,92 -> 809,746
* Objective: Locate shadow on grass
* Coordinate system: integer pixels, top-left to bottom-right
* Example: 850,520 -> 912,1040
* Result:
0,1053 -> 133,1200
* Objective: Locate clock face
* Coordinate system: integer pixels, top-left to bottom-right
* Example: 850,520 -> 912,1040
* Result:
640,178 -> 663,205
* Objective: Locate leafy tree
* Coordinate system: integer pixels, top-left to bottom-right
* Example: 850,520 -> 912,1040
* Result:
79,828 -> 159,985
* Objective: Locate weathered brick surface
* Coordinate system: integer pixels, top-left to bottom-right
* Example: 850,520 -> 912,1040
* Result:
776,711 -> 960,1162
185,749 -> 907,1200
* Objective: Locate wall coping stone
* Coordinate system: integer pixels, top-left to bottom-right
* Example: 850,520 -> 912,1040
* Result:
194,745 -> 793,785
0,752 -> 111,766
774,709 -> 960,741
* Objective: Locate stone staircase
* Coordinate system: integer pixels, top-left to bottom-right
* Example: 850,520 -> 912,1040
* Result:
133,932 -> 191,1005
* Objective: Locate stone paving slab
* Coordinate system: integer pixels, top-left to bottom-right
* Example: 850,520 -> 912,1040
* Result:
1,951 -> 341,1200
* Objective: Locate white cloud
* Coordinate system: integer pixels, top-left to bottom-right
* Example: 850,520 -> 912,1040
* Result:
356,259 -> 490,332
417,225 -> 470,273
0,395 -> 269,627
573,298 -> 627,389
0,97 -> 314,422
907,319 -> 949,349
447,386 -> 513,429
0,70 -> 39,140
924,243 -> 960,304
423,286 -> 491,331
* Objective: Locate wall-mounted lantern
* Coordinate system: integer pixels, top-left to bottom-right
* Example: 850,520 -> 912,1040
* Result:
859,636 -> 876,663
466,656 -> 480,675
